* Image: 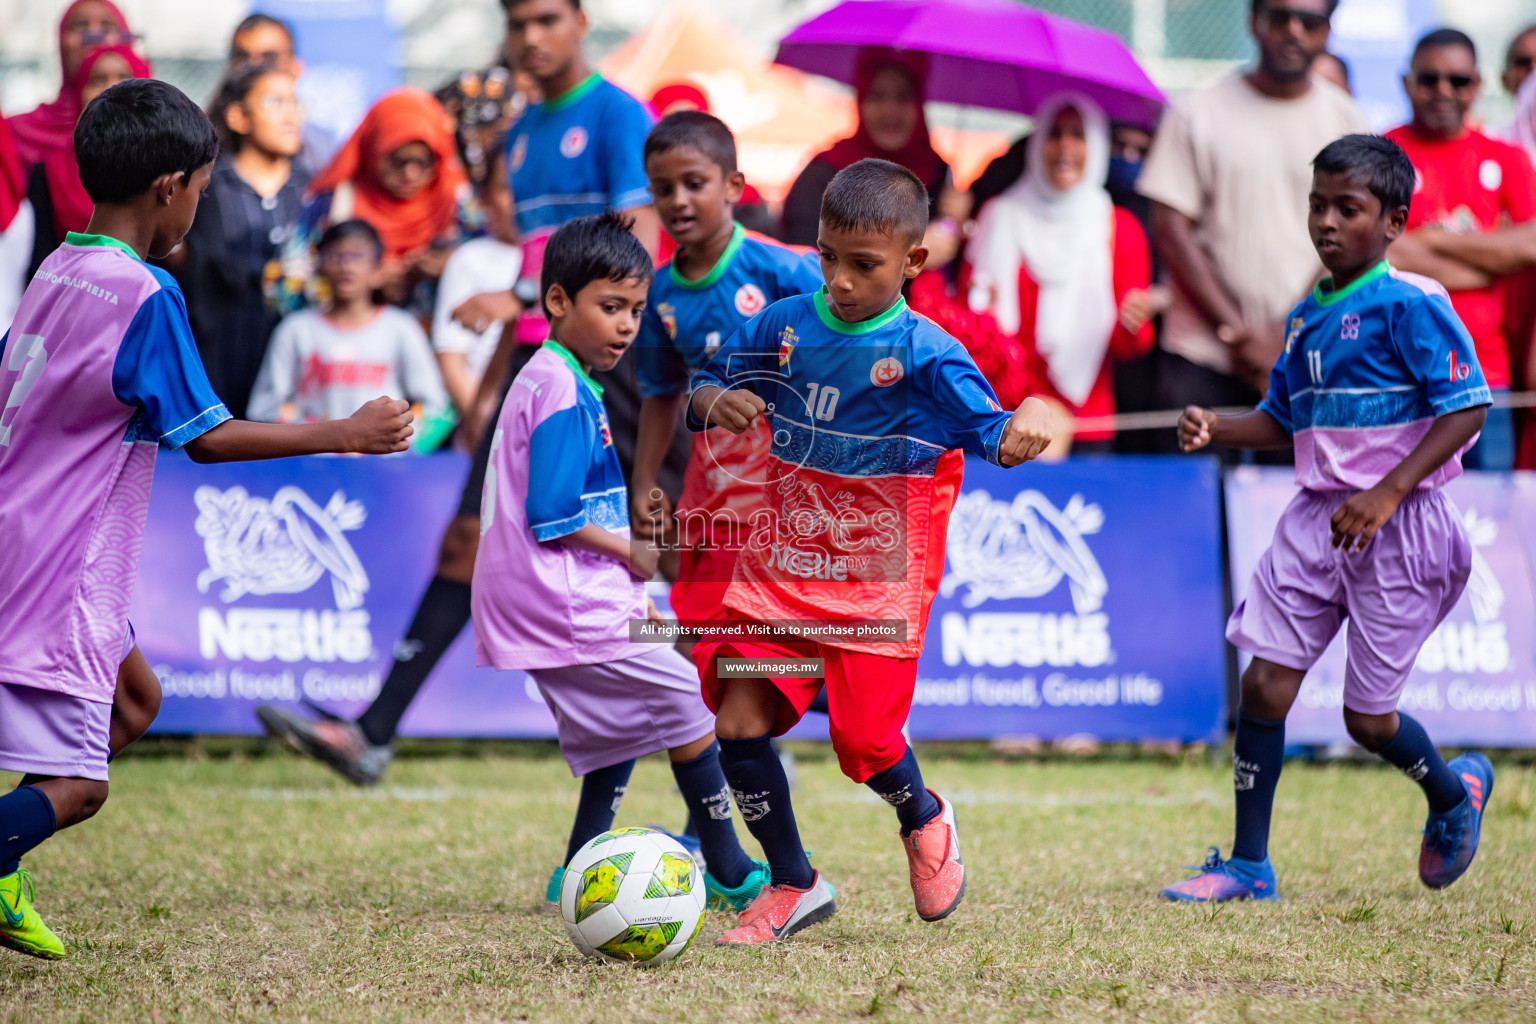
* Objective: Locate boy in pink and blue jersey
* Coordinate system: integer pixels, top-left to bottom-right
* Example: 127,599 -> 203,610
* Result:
0,80 -> 412,959
1166,135 -> 1496,903
631,112 -> 824,626
471,212 -> 767,913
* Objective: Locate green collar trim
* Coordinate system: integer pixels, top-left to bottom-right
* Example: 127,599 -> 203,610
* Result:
813,286 -> 907,334
543,71 -> 602,112
1313,260 -> 1390,307
63,232 -> 139,259
670,223 -> 746,290
542,339 -> 604,397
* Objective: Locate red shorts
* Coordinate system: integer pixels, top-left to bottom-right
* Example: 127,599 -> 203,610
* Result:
667,546 -> 738,625
692,618 -> 918,783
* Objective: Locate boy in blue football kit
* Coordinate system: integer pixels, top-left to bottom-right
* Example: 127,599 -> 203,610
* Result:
686,160 -> 1053,943
1167,135 -> 1495,902
631,112 -> 824,625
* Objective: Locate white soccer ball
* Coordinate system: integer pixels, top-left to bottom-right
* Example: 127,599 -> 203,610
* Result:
559,826 -> 707,966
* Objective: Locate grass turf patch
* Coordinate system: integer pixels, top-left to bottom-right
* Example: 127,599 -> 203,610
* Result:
3,749 -> 1534,1022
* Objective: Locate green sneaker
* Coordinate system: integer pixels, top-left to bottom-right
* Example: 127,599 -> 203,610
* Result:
0,869 -> 65,960
545,866 -> 565,904
705,859 -> 770,912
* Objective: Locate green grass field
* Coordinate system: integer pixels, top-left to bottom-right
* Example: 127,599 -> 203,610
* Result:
3,745 -> 1534,1023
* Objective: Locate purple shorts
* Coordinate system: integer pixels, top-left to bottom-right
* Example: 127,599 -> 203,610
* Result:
1227,487 -> 1470,715
527,645 -> 714,777
0,683 -> 112,780
0,622 -> 134,781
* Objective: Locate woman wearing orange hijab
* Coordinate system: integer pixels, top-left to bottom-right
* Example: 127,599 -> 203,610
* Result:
277,88 -> 468,308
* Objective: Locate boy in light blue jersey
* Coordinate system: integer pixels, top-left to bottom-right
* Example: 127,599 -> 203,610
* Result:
631,112 -> 824,624
1166,134 -> 1495,902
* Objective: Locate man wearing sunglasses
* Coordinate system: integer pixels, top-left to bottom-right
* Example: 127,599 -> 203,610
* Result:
1387,29 -> 1536,472
1502,26 -> 1536,100
1138,0 -> 1367,459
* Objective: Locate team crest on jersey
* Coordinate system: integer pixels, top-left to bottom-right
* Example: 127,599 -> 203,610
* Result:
734,283 -> 766,317
599,411 -> 613,447
1285,316 -> 1304,353
657,302 -> 677,339
560,126 -> 588,159
510,134 -> 528,173
778,325 -> 798,367
870,356 -> 904,387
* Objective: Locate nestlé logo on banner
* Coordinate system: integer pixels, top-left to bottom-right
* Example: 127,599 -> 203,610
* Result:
167,485 -> 380,703
916,489 -> 1163,711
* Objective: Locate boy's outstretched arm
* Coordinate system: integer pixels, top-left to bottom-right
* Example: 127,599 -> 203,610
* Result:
630,394 -> 683,537
184,397 -> 414,463
998,396 -> 1053,466
1178,407 -> 1292,452
1330,405 -> 1487,552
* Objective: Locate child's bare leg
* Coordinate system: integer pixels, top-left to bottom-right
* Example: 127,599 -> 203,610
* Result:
1229,658 -> 1305,863
110,646 -> 162,756
713,678 -> 813,888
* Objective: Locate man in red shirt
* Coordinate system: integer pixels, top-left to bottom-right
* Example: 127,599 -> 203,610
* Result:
1388,28 -> 1536,470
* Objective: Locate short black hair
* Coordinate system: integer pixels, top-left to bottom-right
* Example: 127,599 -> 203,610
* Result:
1312,134 -> 1415,214
231,13 -> 296,56
644,111 -> 737,175
819,158 -> 928,247
1251,0 -> 1340,16
75,79 -> 219,204
541,211 -> 653,316
318,219 -> 384,261
502,0 -> 581,10
1413,27 -> 1477,64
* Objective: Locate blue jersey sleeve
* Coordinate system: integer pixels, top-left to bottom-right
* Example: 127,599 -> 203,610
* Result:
1257,309 -> 1302,434
684,307 -> 778,432
112,281 -> 232,449
525,404 -> 596,541
1395,292 -> 1493,415
601,93 -> 654,212
635,306 -> 688,398
924,338 -> 1012,463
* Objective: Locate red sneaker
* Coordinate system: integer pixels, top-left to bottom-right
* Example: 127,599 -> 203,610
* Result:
715,873 -> 836,946
904,791 -> 966,921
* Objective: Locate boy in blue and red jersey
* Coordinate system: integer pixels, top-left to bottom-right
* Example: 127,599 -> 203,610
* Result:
1164,135 -> 1495,903
686,159 -> 1054,944
631,112 -> 824,625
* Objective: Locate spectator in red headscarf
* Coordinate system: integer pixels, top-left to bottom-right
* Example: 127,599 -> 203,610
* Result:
779,48 -> 950,248
26,44 -> 150,277
0,110 -> 30,330
271,88 -> 469,312
11,1 -> 132,172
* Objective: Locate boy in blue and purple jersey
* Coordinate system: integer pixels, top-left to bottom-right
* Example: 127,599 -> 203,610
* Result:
630,112 -> 824,624
0,80 -> 411,959
471,212 -> 767,913
1165,134 -> 1495,903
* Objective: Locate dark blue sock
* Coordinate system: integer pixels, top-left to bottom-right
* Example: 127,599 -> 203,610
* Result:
865,745 -> 941,835
1231,715 -> 1285,863
1,785 -> 57,876
1378,713 -> 1464,813
681,815 -> 699,841
565,759 -> 636,865
718,734 -> 813,889
670,741 -> 754,888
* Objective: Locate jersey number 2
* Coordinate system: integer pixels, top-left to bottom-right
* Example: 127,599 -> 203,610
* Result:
0,334 -> 47,448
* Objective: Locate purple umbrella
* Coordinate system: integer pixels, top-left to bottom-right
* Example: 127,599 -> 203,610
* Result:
776,0 -> 1166,127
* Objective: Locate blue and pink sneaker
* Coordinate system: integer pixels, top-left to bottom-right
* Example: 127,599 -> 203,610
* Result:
1159,847 -> 1280,903
1419,752 -> 1495,890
